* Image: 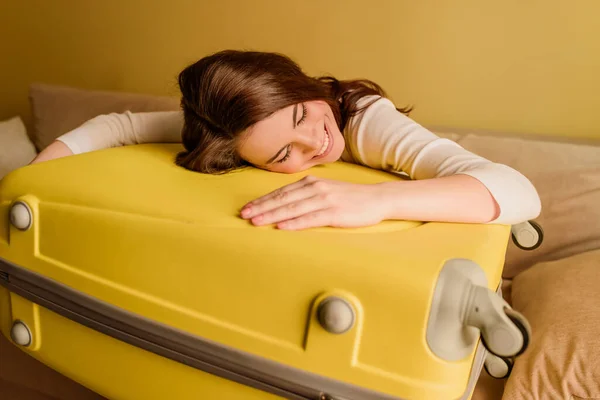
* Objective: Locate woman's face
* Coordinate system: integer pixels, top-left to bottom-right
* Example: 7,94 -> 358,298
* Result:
238,100 -> 345,173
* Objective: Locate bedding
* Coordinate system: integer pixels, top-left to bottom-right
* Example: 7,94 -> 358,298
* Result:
503,249 -> 600,399
0,116 -> 37,180
29,83 -> 180,151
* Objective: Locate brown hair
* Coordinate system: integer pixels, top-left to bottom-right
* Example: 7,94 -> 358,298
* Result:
176,50 -> 411,174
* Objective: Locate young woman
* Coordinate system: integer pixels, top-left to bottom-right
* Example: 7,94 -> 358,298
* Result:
31,50 -> 541,231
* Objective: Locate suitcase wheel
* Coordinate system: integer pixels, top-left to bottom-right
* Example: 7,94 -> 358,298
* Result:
502,308 -> 531,357
464,286 -> 531,358
511,220 -> 543,250
476,305 -> 531,359
484,352 -> 513,379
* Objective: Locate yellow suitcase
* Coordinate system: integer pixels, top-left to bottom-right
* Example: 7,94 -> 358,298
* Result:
0,144 -> 531,400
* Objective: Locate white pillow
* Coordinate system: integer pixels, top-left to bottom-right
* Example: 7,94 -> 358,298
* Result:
0,116 -> 38,180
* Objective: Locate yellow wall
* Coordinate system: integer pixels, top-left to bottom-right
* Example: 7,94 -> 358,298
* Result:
1,0 -> 599,140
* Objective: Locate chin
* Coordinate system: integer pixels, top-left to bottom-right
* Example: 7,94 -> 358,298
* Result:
329,131 -> 345,162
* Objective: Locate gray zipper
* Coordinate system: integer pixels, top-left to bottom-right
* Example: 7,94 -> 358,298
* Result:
0,257 -> 409,400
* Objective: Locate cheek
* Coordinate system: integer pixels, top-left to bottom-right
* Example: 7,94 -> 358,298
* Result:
265,165 -> 302,174
327,122 -> 346,161
309,102 -> 329,121
331,139 -> 345,161
277,161 -> 309,174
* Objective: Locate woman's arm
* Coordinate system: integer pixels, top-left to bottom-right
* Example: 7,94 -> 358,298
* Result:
31,110 -> 183,164
30,140 -> 74,164
241,97 -> 541,230
377,174 -> 500,224
240,173 -> 501,230
343,96 -> 541,225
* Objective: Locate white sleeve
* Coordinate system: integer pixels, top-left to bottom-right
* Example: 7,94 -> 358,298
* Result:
343,96 -> 542,225
56,110 -> 184,154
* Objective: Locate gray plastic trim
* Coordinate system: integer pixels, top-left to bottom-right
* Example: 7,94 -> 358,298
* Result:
9,201 -> 33,231
0,257 -> 409,400
457,283 -> 503,400
426,258 -> 489,361
10,320 -> 32,347
459,340 -> 487,400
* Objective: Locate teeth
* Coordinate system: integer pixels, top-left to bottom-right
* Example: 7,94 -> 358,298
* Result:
316,129 -> 330,157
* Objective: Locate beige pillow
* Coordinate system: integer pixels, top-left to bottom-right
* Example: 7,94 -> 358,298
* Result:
29,83 -> 180,151
502,249 -> 600,399
505,164 -> 600,278
434,131 -> 600,279
0,116 -> 38,180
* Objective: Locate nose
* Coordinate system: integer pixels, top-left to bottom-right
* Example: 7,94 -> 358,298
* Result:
296,122 -> 322,154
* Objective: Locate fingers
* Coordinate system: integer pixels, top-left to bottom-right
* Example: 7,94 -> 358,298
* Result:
239,175 -> 347,230
277,210 -> 333,231
248,176 -> 318,205
249,195 -> 331,226
241,176 -> 325,219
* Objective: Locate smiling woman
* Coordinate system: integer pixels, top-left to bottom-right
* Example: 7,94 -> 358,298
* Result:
30,49 -> 542,230
171,50 -> 405,175
239,100 -> 345,173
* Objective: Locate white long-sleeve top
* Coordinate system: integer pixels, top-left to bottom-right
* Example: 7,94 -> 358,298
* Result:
56,96 -> 541,225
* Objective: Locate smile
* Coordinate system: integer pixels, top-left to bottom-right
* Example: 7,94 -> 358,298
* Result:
313,122 -> 333,160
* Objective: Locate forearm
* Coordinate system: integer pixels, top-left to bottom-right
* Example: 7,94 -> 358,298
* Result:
377,174 -> 501,224
29,140 -> 74,164
57,111 -> 182,154
30,110 -> 183,164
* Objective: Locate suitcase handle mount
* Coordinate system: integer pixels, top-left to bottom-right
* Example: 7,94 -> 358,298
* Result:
426,259 -> 531,364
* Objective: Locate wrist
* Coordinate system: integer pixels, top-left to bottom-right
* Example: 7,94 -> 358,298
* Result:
373,181 -> 408,221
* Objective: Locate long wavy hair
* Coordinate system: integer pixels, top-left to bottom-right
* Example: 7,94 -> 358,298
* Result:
176,50 -> 411,174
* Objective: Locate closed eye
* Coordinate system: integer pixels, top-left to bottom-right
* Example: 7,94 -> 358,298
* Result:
293,103 -> 307,128
276,145 -> 292,163
297,103 -> 307,125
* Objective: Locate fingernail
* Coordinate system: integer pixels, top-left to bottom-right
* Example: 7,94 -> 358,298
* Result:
241,207 -> 252,218
252,215 -> 263,225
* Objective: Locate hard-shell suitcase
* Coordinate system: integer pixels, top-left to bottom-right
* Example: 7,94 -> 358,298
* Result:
0,144 -> 531,400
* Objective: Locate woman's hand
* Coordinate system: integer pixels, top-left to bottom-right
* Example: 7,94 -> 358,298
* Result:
240,176 -> 390,230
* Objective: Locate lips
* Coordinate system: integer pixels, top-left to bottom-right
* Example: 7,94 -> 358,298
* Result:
313,122 -> 333,160
316,128 -> 329,156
